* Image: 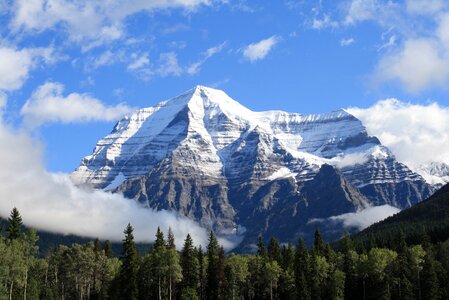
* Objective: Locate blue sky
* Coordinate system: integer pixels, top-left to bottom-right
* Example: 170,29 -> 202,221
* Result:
1,0 -> 449,173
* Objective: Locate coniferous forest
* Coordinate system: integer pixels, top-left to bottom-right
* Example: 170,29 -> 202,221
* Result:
2,207 -> 449,300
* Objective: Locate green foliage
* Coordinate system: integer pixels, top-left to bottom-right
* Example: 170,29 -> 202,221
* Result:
118,223 -> 139,300
206,231 -> 220,300
7,207 -> 23,240
352,184 -> 449,249
180,234 -> 199,293
2,206 -> 449,300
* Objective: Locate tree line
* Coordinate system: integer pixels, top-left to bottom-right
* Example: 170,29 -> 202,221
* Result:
1,207 -> 449,300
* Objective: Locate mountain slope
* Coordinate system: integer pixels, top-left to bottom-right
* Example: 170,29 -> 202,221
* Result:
71,86 -> 433,245
352,184 -> 449,248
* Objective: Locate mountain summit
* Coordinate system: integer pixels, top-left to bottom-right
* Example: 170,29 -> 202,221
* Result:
72,86 -> 432,246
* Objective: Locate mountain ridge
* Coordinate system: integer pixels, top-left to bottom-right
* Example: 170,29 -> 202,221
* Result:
71,86 -> 433,245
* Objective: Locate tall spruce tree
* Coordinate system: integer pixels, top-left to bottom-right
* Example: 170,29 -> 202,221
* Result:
313,229 -> 325,256
295,239 -> 311,300
206,231 -> 219,300
268,238 -> 281,262
154,227 -> 165,250
167,227 -> 176,250
217,246 -> 226,298
181,234 -> 199,292
119,223 -> 139,300
421,252 -> 439,300
257,236 -> 266,258
104,240 -> 113,258
198,246 -> 205,300
7,207 -> 23,240
165,228 -> 182,300
152,227 -> 168,300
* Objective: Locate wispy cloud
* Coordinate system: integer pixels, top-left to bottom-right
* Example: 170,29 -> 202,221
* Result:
243,36 -> 280,62
340,37 -> 355,46
312,15 -> 339,30
127,52 -> 150,71
187,42 -> 226,75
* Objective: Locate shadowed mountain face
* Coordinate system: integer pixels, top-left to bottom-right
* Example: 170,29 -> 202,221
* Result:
71,86 -> 433,246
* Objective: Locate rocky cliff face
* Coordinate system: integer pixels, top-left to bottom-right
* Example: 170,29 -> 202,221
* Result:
71,86 -> 433,245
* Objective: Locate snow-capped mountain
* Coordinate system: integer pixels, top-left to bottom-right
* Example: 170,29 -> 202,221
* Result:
416,162 -> 449,188
72,86 -> 433,245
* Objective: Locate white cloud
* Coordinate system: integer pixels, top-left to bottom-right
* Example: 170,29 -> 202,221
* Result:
9,0 -> 214,48
20,82 -> 135,126
406,0 -> 446,15
327,205 -> 400,230
312,15 -> 339,30
375,38 -> 449,92
341,1 -> 449,92
0,46 -> 55,92
378,35 -> 397,51
243,36 -> 280,62
0,91 -> 7,110
340,37 -> 355,46
347,99 -> 449,169
330,152 -> 370,168
0,110 -> 243,249
187,42 -> 226,75
127,52 -> 150,71
344,0 -> 400,27
88,50 -> 126,71
157,52 -> 182,77
160,23 -> 190,35
0,119 -> 212,248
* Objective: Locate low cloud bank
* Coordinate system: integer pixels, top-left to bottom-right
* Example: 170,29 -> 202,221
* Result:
309,205 -> 400,231
0,118 -> 241,250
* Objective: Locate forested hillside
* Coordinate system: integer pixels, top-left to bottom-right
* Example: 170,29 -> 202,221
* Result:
352,184 -> 449,249
2,206 -> 449,300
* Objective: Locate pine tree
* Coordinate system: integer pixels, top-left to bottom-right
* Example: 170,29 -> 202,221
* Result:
118,223 -> 139,300
181,234 -> 199,293
279,242 -> 296,300
421,252 -> 439,300
313,229 -> 325,256
198,246 -> 205,300
94,238 -> 102,253
206,231 -> 219,300
268,237 -> 281,262
167,227 -> 176,250
152,227 -> 168,300
166,246 -> 183,300
257,235 -> 266,258
7,207 -> 23,240
295,239 -> 311,300
217,246 -> 226,298
104,240 -> 113,258
154,227 -> 165,250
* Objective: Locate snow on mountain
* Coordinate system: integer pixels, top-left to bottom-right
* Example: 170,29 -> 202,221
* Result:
416,162 -> 449,187
71,86 -> 433,244
73,86 -> 396,187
